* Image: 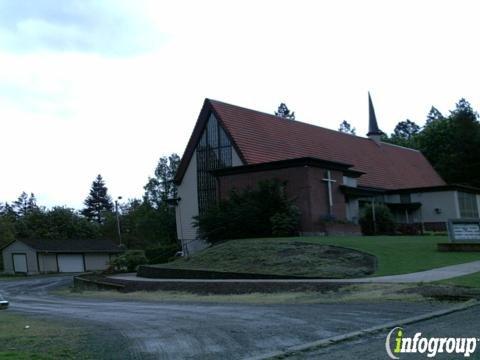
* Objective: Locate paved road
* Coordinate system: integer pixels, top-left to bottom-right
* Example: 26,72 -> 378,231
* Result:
0,276 -> 449,359
292,305 -> 480,359
112,260 -> 480,283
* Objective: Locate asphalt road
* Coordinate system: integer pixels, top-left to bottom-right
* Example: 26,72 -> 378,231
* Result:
293,304 -> 480,359
0,275 -> 449,359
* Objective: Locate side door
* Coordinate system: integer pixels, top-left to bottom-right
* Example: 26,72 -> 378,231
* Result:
12,253 -> 28,273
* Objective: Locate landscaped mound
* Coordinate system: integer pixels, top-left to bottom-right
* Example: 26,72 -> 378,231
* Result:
138,238 -> 376,279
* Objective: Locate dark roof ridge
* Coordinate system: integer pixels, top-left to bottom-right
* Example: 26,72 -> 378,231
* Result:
2,238 -> 123,252
207,98 -> 379,144
380,141 -> 421,153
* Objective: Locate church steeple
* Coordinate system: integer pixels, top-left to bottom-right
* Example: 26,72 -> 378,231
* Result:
367,92 -> 383,143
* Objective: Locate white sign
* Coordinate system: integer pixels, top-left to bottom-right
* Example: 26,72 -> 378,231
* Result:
449,220 -> 480,243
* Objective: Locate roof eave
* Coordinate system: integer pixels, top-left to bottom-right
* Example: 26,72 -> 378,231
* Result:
386,184 -> 480,194
0,239 -> 17,251
211,157 -> 365,177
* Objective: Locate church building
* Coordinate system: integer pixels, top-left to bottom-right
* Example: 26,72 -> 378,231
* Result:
174,96 -> 480,254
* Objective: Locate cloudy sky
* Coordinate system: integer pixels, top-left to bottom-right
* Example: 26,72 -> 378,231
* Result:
1,0 -> 479,209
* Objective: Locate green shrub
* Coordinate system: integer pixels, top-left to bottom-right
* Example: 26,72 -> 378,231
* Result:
359,204 -> 395,235
270,206 -> 300,237
145,243 -> 180,264
193,179 -> 300,243
111,250 -> 148,272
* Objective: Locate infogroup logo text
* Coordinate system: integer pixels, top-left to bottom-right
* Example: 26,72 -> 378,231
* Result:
385,327 -> 478,359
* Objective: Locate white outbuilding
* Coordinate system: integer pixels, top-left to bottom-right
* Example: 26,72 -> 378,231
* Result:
1,238 -> 123,274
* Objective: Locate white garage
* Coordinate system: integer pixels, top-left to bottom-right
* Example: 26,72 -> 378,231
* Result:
57,254 -> 85,273
1,238 -> 123,275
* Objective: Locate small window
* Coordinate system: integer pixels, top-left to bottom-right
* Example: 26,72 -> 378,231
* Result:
400,194 -> 411,204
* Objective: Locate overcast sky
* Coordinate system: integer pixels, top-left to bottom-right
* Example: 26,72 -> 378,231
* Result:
1,0 -> 480,209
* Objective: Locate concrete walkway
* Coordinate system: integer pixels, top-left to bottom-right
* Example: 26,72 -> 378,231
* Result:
109,260 -> 480,284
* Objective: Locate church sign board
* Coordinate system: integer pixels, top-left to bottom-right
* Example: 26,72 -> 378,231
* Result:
447,219 -> 480,243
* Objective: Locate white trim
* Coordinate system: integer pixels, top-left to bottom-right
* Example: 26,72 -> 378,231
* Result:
477,194 -> 480,219
454,191 -> 461,218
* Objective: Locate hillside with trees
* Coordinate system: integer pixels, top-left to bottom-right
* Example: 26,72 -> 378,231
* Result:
383,98 -> 480,187
0,154 -> 181,266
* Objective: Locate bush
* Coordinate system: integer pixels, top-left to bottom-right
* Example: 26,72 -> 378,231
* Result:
359,204 -> 395,235
396,223 -> 422,235
145,243 -> 180,264
270,207 -> 300,237
111,250 -> 148,272
193,179 -> 300,243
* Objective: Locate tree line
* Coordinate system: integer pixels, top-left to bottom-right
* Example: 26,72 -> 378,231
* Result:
0,154 -> 181,252
339,98 -> 480,187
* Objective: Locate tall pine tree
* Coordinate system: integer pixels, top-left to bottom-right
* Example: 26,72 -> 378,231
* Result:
81,174 -> 113,223
144,153 -> 180,208
12,192 -> 38,217
426,106 -> 444,124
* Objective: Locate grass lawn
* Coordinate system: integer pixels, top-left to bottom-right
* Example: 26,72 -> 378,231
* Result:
157,236 -> 480,277
304,236 -> 480,276
0,311 -> 131,360
437,271 -> 480,288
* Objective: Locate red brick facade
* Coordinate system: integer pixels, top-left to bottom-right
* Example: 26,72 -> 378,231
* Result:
216,165 -> 347,234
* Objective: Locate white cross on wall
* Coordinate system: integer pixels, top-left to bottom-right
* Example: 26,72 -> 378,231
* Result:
322,170 -> 336,212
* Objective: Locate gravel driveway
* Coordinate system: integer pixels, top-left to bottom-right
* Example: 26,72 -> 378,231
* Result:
0,275 -> 448,359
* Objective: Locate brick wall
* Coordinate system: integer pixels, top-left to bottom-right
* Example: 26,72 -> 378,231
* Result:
216,165 -> 348,233
306,166 -> 347,224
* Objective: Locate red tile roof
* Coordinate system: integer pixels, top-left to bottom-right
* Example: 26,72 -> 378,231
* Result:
175,99 -> 446,190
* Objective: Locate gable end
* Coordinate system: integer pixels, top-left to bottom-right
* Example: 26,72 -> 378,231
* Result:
174,99 -> 246,185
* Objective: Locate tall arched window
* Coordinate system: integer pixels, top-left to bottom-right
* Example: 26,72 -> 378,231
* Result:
196,114 -> 232,214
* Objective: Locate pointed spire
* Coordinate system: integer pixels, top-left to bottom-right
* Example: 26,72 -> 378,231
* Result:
367,92 -> 383,143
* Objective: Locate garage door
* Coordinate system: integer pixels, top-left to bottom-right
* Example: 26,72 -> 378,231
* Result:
13,254 -> 28,273
57,254 -> 85,272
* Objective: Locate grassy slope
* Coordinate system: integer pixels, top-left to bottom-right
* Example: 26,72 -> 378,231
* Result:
0,312 -> 130,360
158,236 -> 480,277
155,238 -> 376,277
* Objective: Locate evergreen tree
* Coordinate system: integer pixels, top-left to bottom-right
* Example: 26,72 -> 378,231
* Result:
418,98 -> 480,186
426,106 -> 444,124
382,119 -> 421,149
0,202 -> 16,220
12,192 -> 38,217
144,153 -> 180,207
392,119 -> 421,141
81,174 -> 113,223
0,216 -> 15,245
275,103 -> 296,120
27,193 -> 38,213
338,120 -> 356,135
